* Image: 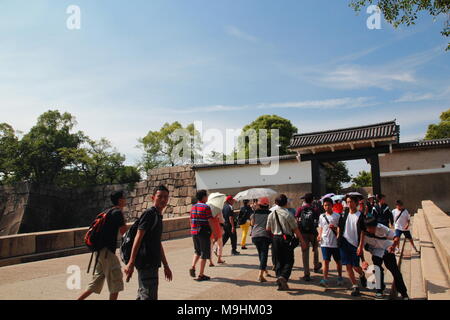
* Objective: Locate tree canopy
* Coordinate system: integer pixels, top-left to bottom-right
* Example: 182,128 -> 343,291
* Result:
425,108 -> 450,139
0,110 -> 140,187
350,0 -> 450,50
238,115 -> 298,159
351,170 -> 373,188
138,121 -> 202,172
325,162 -> 352,193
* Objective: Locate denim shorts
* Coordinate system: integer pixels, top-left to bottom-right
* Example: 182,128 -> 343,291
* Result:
395,229 -> 412,239
339,238 -> 360,267
321,247 -> 341,262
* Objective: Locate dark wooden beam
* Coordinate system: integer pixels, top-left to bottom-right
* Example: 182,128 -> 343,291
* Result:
300,146 -> 390,162
370,154 -> 381,196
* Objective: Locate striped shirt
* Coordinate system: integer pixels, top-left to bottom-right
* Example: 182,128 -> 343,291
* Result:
190,202 -> 213,235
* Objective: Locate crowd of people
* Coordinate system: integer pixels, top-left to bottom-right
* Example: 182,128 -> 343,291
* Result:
77,186 -> 417,301
188,189 -> 418,300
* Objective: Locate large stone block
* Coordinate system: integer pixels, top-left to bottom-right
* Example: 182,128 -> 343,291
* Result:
74,228 -> 89,247
35,230 -> 75,253
0,234 -> 36,258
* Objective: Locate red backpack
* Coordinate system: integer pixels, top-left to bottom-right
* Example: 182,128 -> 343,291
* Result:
84,209 -> 113,252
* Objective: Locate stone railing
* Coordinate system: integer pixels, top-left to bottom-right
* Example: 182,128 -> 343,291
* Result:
421,200 -> 450,280
0,216 -> 190,267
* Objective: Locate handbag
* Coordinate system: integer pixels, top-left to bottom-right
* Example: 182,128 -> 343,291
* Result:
274,210 -> 299,249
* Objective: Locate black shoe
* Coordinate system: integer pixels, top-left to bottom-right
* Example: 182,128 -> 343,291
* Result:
360,275 -> 367,288
241,246 -> 248,250
314,262 -> 322,273
351,287 -> 361,297
232,250 -> 240,255
189,268 -> 196,278
302,275 -> 312,282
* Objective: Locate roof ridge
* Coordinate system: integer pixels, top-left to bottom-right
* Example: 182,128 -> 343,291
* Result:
292,120 -> 397,138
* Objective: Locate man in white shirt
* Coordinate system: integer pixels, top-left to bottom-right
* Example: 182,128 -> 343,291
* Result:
337,195 -> 367,297
392,200 -> 419,254
317,197 -> 344,288
361,217 -> 409,300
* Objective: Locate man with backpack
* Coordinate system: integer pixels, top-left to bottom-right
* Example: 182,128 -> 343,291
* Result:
337,195 -> 368,297
238,199 -> 253,250
372,194 -> 393,228
78,191 -> 128,300
295,193 -> 322,282
123,185 -> 173,300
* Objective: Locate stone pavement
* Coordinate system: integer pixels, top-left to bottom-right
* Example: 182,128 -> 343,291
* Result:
0,230 -> 396,300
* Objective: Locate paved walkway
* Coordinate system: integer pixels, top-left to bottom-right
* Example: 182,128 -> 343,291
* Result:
0,230 -> 399,300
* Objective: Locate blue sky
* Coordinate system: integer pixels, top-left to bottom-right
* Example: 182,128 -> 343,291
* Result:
1,0 -> 449,177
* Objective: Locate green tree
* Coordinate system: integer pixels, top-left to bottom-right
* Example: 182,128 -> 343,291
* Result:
0,123 -> 19,184
425,108 -> 450,139
139,122 -> 202,172
16,110 -> 86,184
325,162 -> 352,193
59,138 -> 136,186
350,0 -> 450,50
238,115 -> 298,159
352,170 -> 373,188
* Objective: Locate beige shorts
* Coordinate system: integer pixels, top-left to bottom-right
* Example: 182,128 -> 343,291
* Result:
87,248 -> 124,294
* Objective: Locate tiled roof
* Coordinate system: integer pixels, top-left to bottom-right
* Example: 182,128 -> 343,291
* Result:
289,121 -> 399,149
192,154 -> 297,170
394,138 -> 450,150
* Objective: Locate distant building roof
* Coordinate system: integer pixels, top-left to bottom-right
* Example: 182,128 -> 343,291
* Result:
289,120 -> 399,150
394,138 -> 450,151
192,154 -> 297,170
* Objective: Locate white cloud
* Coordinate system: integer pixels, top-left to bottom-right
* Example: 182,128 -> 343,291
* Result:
225,25 -> 259,43
394,86 -> 450,103
285,45 -> 445,90
171,96 -> 377,113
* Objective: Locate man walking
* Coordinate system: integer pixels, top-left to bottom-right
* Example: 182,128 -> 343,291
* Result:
238,199 -> 253,250
317,197 -> 344,288
337,195 -> 367,297
267,194 -> 307,291
372,194 -> 393,228
189,189 -> 217,281
123,185 -> 173,300
222,195 -> 240,255
296,193 -> 322,282
392,200 -> 420,254
78,191 -> 128,300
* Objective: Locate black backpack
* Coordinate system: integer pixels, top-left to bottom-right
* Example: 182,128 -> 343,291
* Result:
120,208 -> 159,268
299,206 -> 316,233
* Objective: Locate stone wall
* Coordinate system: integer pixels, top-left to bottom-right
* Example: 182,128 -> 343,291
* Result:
0,165 -> 197,235
0,183 -> 30,236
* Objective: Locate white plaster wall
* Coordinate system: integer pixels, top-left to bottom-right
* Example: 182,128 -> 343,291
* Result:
195,160 -> 312,190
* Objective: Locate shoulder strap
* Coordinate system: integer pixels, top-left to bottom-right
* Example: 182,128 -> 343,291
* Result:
394,209 -> 406,223
322,213 -> 330,225
274,210 -> 286,236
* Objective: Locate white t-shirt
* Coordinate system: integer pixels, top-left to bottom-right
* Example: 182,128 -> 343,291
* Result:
364,224 -> 396,258
318,212 -> 340,248
393,208 -> 410,231
343,211 -> 361,248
